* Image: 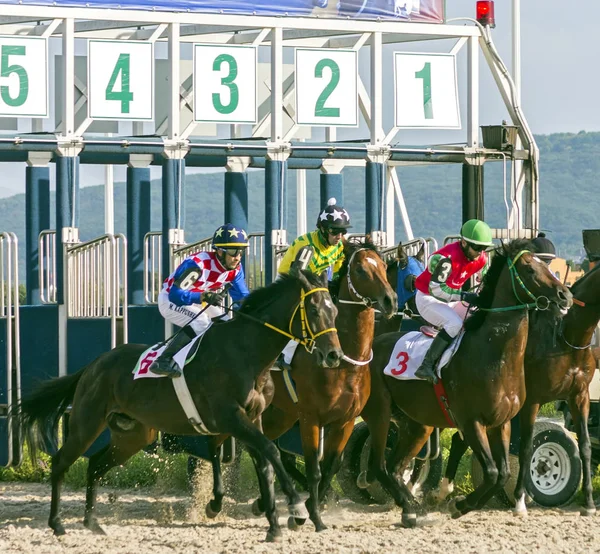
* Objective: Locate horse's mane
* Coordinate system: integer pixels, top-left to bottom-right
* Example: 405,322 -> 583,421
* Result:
237,271 -> 323,316
464,239 -> 534,332
329,237 -> 381,298
570,262 -> 600,297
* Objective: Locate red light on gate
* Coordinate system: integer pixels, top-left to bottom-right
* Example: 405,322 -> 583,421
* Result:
476,1 -> 496,28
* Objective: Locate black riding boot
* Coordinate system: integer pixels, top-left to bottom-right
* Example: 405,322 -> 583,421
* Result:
414,329 -> 453,384
149,326 -> 196,378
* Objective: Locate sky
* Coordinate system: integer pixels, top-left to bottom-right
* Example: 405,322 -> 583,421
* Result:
0,0 -> 598,197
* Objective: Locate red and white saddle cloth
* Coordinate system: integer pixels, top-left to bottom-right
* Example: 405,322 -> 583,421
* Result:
383,329 -> 464,382
133,336 -> 203,380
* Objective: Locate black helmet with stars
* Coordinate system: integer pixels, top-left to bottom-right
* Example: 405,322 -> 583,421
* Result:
316,198 -> 352,230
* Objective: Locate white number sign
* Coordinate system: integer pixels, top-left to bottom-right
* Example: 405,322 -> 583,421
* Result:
194,44 -> 257,124
394,52 -> 460,128
295,49 -> 358,127
0,36 -> 48,118
88,40 -> 154,121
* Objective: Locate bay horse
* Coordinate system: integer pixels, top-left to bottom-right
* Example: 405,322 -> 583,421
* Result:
246,239 -> 397,532
415,263 -> 600,516
358,240 -> 572,525
18,260 -> 343,542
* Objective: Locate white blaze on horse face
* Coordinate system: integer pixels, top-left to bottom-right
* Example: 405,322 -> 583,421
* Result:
324,297 -> 333,310
366,257 -> 378,268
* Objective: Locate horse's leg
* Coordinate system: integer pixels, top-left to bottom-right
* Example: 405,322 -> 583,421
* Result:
569,389 -> 595,515
49,416 -> 107,535
206,435 -> 227,518
317,419 -> 355,506
361,399 -> 420,527
513,402 -> 539,515
243,443 -> 281,542
84,425 -> 156,533
474,422 -> 511,509
297,417 -> 327,531
450,420 -> 496,518
436,431 -> 469,501
226,408 -> 308,530
280,449 -> 307,491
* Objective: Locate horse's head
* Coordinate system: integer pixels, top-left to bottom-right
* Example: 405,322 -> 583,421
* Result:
495,240 -> 573,316
570,263 -> 600,309
343,239 -> 398,318
289,255 -> 343,369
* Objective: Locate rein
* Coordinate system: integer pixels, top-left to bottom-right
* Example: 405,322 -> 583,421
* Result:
225,286 -> 337,353
479,250 -> 552,313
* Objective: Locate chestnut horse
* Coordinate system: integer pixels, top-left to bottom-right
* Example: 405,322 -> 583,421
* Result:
416,263 -> 600,515
359,240 -> 572,525
18,263 -> 342,542
252,239 -> 397,531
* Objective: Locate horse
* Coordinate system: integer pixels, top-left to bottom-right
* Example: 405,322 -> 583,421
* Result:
358,239 -> 573,525
18,258 -> 343,542
413,263 -> 600,516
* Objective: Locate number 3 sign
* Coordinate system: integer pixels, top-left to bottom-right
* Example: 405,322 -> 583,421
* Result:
88,40 -> 154,121
295,48 -> 358,127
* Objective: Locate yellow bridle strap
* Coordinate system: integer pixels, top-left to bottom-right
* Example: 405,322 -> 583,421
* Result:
507,249 -> 530,270
259,287 -> 337,348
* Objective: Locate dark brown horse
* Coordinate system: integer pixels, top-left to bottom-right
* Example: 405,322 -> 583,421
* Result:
248,239 -> 397,531
358,240 -> 572,525
18,262 -> 343,542
417,263 -> 600,516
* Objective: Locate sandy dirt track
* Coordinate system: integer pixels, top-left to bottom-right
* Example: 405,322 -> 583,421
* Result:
2,482 -> 600,554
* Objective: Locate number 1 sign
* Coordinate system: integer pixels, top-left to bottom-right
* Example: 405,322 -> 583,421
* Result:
88,40 -> 154,121
394,52 -> 460,129
295,49 -> 358,127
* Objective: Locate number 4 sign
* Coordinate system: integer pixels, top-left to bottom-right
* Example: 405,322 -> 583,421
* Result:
88,40 -> 154,121
394,52 -> 460,129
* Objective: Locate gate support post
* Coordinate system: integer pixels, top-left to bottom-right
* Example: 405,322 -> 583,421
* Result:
25,152 -> 52,306
320,160 -> 344,210
127,155 -> 153,306
365,147 -> 389,246
224,157 -> 250,230
462,154 -> 485,223
265,146 -> 289,284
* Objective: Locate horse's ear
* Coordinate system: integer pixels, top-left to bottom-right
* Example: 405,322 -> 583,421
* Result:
396,241 -> 404,260
289,246 -> 314,278
416,243 -> 425,264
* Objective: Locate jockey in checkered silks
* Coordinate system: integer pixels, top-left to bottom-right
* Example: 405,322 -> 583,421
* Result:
150,223 -> 251,378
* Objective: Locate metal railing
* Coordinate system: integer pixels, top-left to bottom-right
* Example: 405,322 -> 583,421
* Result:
143,231 -> 163,305
39,230 -> 57,304
0,232 -> 20,466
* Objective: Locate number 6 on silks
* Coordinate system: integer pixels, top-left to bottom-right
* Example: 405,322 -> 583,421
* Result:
88,40 -> 154,121
295,48 -> 358,127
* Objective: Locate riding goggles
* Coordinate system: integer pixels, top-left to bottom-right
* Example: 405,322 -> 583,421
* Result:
466,242 -> 487,252
221,247 -> 246,257
328,228 -> 348,236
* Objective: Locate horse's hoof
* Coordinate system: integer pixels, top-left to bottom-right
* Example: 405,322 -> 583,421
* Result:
581,507 -> 596,517
448,496 -> 465,519
84,518 -> 106,535
51,523 -> 66,536
205,501 -> 220,519
315,521 -> 328,532
287,516 -> 300,531
401,513 -> 417,528
357,470 -> 370,489
266,529 -> 282,542
512,507 -> 528,518
251,499 -> 264,517
288,502 -> 309,520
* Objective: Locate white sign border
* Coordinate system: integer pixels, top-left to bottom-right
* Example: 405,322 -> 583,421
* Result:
0,34 -> 49,119
295,47 -> 359,128
393,51 -> 461,130
87,39 -> 155,122
193,43 -> 258,125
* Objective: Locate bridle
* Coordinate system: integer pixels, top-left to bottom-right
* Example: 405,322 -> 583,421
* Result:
338,248 -> 381,309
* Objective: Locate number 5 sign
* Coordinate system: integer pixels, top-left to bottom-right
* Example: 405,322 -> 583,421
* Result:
194,44 -> 257,124
295,49 -> 358,127
0,36 -> 48,117
88,40 -> 154,121
394,52 -> 460,129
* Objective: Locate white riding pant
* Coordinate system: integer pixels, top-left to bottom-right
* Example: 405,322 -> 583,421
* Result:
415,290 -> 469,338
158,290 -> 227,336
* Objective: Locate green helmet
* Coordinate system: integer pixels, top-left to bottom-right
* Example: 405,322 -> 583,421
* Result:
460,219 -> 494,246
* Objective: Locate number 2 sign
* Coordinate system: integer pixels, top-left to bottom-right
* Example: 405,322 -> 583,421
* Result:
88,40 -> 154,121
295,48 -> 358,127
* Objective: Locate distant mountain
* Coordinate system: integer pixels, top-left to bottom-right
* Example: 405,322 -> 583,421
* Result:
0,130 -> 598,281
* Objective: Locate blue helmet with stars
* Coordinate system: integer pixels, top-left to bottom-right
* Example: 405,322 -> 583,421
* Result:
212,224 -> 249,249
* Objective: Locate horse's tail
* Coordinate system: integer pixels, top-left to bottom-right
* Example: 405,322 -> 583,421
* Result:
19,369 -> 86,461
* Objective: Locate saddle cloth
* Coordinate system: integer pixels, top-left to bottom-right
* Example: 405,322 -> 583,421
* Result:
133,335 -> 203,380
383,330 -> 464,381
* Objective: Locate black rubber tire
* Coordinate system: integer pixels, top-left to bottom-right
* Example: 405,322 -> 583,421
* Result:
337,421 -> 443,505
471,421 -> 581,508
524,422 -> 581,507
